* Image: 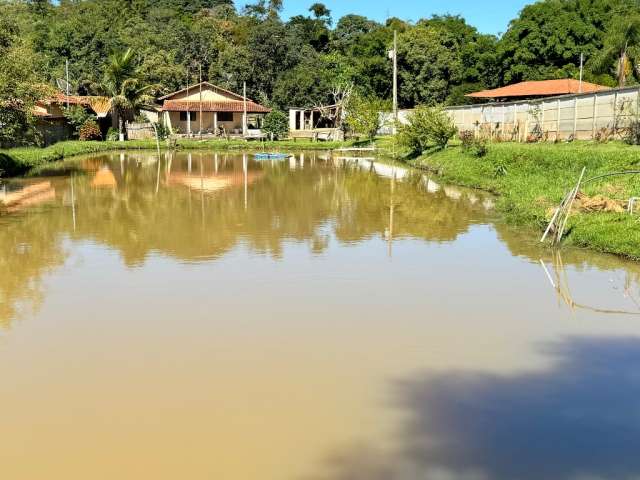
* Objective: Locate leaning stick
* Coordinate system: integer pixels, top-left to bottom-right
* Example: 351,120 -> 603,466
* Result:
556,167 -> 586,244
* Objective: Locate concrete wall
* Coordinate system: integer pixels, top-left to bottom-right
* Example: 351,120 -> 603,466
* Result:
447,86 -> 640,141
380,86 -> 640,141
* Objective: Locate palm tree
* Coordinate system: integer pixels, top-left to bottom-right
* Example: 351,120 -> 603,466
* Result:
100,48 -> 156,140
594,14 -> 640,87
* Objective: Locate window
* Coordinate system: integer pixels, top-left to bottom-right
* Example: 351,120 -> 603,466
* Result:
179,111 -> 196,121
217,112 -> 233,122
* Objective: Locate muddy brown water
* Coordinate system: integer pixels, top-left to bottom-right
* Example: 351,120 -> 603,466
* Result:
1,151 -> 640,480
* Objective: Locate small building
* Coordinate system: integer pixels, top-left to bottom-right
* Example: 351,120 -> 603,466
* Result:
466,79 -> 610,102
34,94 -> 109,145
159,82 -> 270,136
288,105 -> 344,141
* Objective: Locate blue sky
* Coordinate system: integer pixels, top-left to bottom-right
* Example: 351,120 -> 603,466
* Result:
235,0 -> 531,35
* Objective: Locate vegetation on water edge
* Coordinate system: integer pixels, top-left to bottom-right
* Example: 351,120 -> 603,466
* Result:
401,141 -> 640,260
0,139 -> 359,177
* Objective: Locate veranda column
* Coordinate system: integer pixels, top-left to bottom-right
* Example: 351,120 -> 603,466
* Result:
213,111 -> 218,136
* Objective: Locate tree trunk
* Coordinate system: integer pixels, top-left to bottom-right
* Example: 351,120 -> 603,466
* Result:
118,112 -> 124,142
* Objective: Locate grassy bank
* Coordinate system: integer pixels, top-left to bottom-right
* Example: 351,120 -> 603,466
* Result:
0,138 -> 357,177
406,141 -> 640,259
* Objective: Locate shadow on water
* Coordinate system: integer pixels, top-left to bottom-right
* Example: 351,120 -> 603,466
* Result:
311,337 -> 640,480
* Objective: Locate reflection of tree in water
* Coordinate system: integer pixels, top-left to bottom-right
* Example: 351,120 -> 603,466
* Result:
63,154 -> 494,264
308,337 -> 640,480
0,210 -> 68,329
334,168 -> 492,244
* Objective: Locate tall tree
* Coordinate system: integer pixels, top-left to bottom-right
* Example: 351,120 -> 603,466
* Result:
99,48 -> 156,139
594,12 -> 640,86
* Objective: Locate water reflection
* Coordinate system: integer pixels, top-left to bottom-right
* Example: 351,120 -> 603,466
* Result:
2,152 -> 640,479
309,337 -> 640,480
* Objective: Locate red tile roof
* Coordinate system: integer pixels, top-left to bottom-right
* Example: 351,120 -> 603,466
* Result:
162,100 -> 270,113
158,82 -> 245,101
466,79 -> 610,99
50,93 -> 93,105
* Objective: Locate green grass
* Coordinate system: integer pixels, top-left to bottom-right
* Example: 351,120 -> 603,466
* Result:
402,141 -> 640,259
0,138 -> 356,177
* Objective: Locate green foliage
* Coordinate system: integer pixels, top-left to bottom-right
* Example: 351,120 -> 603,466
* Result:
459,130 -> 488,157
346,94 -> 386,140
0,12 -> 49,147
262,110 -> 289,140
63,105 -> 95,137
593,11 -> 640,86
413,141 -> 640,259
78,119 -> 102,141
399,106 -> 457,154
106,127 -> 119,141
4,0 -> 640,149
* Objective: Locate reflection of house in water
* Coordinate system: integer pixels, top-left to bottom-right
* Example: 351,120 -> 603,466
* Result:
168,170 -> 264,193
1,181 -> 56,213
91,167 -> 118,189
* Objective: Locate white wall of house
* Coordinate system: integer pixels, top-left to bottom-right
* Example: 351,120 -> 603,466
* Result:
164,111 -> 248,134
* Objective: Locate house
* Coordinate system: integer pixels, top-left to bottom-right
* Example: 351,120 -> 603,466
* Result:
158,82 -> 270,136
466,79 -> 610,102
34,94 -> 95,145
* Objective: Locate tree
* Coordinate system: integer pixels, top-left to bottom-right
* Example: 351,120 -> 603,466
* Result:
497,0 -> 622,86
309,3 -> 331,25
399,106 -> 457,154
0,14 -> 50,148
594,12 -> 640,86
262,110 -> 289,139
346,94 -> 386,140
99,48 -> 156,140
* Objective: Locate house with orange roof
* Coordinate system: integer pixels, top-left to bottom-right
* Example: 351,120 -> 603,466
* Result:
158,82 -> 270,137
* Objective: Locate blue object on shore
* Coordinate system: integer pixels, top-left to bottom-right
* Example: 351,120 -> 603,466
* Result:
254,153 -> 289,160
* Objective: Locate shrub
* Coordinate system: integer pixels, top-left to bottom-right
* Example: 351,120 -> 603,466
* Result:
346,94 -> 386,140
106,127 -> 119,141
624,118 -> 640,145
262,110 -> 289,140
79,119 -> 102,141
399,105 -> 457,155
63,105 -> 95,138
460,130 -> 488,158
459,130 -> 475,150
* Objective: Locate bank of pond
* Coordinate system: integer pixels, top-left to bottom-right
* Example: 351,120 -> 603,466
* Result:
1,140 -> 640,260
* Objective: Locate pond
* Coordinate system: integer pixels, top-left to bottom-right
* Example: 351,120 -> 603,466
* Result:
1,150 -> 640,480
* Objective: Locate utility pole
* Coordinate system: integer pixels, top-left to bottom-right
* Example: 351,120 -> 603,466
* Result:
579,53 -> 584,93
199,63 -> 203,140
186,67 -> 191,136
393,30 -> 398,134
243,81 -> 248,137
65,59 -> 70,109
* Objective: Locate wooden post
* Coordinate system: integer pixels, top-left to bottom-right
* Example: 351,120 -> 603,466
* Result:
243,81 -> 247,137
213,111 -> 218,136
199,64 -> 203,139
556,99 -> 561,141
592,93 -> 598,139
186,68 -> 191,136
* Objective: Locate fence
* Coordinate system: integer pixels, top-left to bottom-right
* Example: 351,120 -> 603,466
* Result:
126,122 -> 155,140
448,86 -> 640,142
381,86 -> 640,141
